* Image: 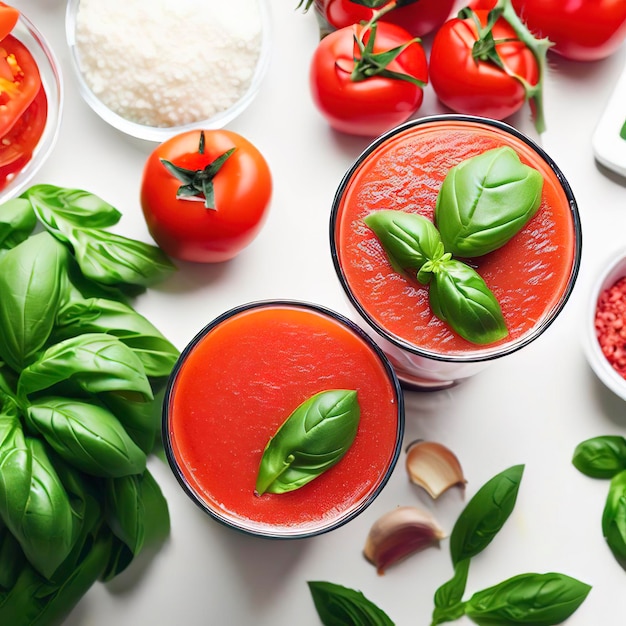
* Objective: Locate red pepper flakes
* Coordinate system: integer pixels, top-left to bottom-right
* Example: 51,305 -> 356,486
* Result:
595,276 -> 626,379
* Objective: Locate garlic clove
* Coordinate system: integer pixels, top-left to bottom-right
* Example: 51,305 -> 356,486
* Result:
363,506 -> 445,575
405,439 -> 466,499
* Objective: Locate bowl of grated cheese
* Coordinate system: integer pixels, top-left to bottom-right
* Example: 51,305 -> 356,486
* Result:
65,0 -> 271,142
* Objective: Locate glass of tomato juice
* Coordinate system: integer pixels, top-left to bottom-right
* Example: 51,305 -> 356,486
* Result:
163,300 -> 404,538
330,115 -> 582,390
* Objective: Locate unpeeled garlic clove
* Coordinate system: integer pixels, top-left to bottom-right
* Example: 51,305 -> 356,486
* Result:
405,439 -> 466,499
363,506 -> 445,575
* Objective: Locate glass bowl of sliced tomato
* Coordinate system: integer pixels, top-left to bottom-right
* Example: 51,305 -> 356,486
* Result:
0,4 -> 63,203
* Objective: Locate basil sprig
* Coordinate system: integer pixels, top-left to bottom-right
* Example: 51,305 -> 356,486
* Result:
364,146 -> 544,345
431,464 -> 590,625
573,435 -> 626,567
0,186 -> 177,622
255,389 -> 360,495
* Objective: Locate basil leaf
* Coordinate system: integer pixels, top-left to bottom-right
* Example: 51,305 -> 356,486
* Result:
432,558 -> 470,623
54,297 -> 180,378
23,184 -> 122,229
0,435 -> 75,579
0,198 -> 36,250
0,232 -> 68,372
450,465 -> 524,567
464,572 -> 591,625
0,522 -> 25,590
67,226 -> 175,288
364,209 -> 443,275
308,581 -> 394,626
255,389 -> 360,495
429,259 -> 508,345
435,146 -> 543,258
573,436 -> 626,479
26,397 -> 147,478
140,468 -> 170,548
602,469 -> 626,564
100,390 -> 163,455
17,333 -> 153,400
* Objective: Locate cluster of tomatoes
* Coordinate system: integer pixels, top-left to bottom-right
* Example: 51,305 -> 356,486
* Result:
307,0 -> 626,137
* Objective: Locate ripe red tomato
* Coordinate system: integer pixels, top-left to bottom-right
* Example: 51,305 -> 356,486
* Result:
510,0 -> 626,61
469,0 -> 626,61
315,0 -> 456,37
309,22 -> 428,137
140,130 -> 272,263
429,9 -> 539,121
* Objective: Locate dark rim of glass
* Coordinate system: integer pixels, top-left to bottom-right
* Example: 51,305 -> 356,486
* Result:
162,299 -> 405,539
329,114 -> 583,364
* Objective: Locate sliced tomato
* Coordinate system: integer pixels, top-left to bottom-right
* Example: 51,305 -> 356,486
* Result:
0,34 -> 42,137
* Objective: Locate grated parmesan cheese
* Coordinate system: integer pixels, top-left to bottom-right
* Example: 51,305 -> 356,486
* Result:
74,0 -> 263,128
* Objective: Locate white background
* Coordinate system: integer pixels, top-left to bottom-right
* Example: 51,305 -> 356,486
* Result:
12,0 -> 626,624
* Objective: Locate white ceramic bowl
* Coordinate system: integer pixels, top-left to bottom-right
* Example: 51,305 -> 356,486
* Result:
65,0 -> 271,142
585,251 -> 626,401
0,11 -> 63,204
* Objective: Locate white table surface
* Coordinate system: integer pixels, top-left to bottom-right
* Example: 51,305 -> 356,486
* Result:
12,1 -> 626,624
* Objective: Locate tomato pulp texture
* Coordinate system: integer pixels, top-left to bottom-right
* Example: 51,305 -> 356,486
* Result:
140,129 -> 272,263
595,277 -> 626,380
334,120 -> 578,358
165,304 -> 401,536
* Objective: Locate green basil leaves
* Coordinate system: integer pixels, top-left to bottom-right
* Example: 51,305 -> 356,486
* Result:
365,146 -> 544,345
573,435 -> 626,568
436,146 -> 543,257
255,389 -> 360,495
0,185 -> 178,623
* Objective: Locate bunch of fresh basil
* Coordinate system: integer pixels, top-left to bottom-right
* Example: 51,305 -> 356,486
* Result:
0,185 -> 179,624
364,146 -> 543,345
308,465 -> 591,625
573,435 -> 626,567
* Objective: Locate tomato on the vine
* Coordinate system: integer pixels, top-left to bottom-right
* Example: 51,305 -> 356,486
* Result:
309,21 -> 428,137
470,0 -> 626,61
429,8 -> 540,125
314,0 -> 455,37
140,130 -> 272,263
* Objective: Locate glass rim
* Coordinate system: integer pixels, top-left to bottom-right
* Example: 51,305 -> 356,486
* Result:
162,298 -> 405,539
329,114 -> 583,365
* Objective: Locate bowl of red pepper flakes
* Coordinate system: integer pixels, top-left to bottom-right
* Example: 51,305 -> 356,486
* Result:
586,252 -> 626,401
0,3 -> 63,202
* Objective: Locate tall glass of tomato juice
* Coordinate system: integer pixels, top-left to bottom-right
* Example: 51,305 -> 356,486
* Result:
330,115 -> 582,390
163,300 -> 404,538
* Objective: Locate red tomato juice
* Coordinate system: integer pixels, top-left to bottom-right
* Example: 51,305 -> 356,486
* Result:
333,118 -> 580,360
164,302 -> 403,537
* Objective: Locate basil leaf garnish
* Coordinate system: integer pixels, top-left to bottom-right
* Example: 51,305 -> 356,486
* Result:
464,572 -> 591,625
363,210 -> 443,275
449,464 -> 524,567
435,146 -> 543,258
602,469 -> 626,564
433,559 -> 470,620
0,233 -> 68,372
26,397 -> 147,478
429,259 -> 508,345
308,581 -> 395,626
255,389 -> 360,495
573,436 -> 626,479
